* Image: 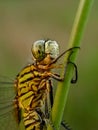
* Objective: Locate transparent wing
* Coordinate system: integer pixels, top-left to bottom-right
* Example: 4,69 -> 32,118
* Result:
0,76 -> 19,130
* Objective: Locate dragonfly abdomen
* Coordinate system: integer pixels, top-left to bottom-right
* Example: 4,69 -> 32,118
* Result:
23,109 -> 45,130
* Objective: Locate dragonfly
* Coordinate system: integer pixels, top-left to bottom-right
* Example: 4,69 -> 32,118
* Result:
0,39 -> 79,130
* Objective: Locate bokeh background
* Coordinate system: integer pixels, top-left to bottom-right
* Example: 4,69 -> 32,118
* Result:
0,0 -> 98,130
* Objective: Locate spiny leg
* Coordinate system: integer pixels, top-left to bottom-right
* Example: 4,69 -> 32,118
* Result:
50,61 -> 78,83
48,80 -> 53,108
50,51 -> 78,84
43,80 -> 55,129
68,61 -> 78,83
67,50 -> 78,84
61,121 -> 72,130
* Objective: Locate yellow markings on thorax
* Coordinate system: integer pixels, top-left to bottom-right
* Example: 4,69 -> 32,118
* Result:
17,65 -> 46,110
18,91 -> 34,109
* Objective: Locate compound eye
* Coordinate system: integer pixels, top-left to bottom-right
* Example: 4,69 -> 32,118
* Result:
31,40 -> 45,61
45,40 -> 59,59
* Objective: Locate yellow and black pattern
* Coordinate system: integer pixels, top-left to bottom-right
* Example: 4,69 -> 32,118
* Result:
23,109 -> 46,130
15,64 -> 51,130
14,40 -> 62,130
0,40 -> 78,130
16,64 -> 52,107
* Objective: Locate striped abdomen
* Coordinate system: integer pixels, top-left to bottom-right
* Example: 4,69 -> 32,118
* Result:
23,109 -> 45,130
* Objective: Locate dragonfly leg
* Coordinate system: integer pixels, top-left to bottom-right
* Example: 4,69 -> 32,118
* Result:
61,121 -> 72,130
66,50 -> 78,83
50,73 -> 64,81
50,51 -> 78,83
67,61 -> 78,83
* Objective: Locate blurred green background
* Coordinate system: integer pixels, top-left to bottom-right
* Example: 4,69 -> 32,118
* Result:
0,0 -> 98,130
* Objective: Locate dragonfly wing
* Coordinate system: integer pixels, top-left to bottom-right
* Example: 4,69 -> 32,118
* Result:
0,111 -> 19,130
0,76 -> 16,100
0,76 -> 19,130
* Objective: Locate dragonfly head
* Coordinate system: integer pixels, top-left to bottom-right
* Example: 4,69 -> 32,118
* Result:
31,40 -> 59,64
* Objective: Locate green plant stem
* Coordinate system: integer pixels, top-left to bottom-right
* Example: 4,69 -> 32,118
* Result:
47,0 -> 94,130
